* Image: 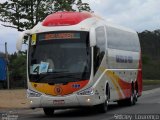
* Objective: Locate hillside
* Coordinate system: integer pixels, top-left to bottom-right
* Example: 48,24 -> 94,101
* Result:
138,29 -> 160,79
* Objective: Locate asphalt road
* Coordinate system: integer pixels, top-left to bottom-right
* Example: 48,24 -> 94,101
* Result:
1,88 -> 160,120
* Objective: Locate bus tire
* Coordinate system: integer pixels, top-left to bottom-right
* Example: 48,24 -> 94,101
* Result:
135,83 -> 138,102
117,100 -> 126,106
117,83 -> 137,106
97,85 -> 109,113
126,83 -> 136,105
43,108 -> 54,116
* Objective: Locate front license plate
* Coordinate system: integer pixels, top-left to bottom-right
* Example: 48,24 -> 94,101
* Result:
53,100 -> 65,105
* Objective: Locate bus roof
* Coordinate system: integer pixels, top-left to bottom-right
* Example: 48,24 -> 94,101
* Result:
42,12 -> 93,27
31,12 -> 136,34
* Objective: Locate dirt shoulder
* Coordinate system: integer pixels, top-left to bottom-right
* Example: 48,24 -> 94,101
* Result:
0,89 -> 30,109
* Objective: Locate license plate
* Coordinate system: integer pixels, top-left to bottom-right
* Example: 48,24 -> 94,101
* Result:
53,100 -> 65,105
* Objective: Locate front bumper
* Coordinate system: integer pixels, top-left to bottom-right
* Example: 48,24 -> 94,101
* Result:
29,93 -> 102,108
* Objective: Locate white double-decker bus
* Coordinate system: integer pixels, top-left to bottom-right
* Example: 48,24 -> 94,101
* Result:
17,12 -> 142,116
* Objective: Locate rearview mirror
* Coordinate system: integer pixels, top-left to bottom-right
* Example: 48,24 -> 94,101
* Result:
90,27 -> 96,46
16,30 -> 30,51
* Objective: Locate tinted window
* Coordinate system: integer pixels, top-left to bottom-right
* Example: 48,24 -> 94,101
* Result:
94,27 -> 106,75
96,26 -> 106,51
107,26 -> 140,51
28,31 -> 91,84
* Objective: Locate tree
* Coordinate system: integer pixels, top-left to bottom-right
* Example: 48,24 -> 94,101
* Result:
0,0 -> 92,31
53,0 -> 75,12
138,29 -> 160,80
53,0 -> 91,12
76,0 -> 91,12
9,51 -> 27,88
0,0 -> 53,31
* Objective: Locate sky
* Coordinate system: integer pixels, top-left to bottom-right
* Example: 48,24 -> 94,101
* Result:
0,0 -> 160,54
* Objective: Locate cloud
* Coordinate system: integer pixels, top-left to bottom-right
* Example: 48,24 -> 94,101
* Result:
0,24 -> 19,53
0,0 -> 160,53
83,0 -> 160,31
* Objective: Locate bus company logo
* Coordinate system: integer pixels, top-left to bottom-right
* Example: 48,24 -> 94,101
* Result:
54,85 -> 63,95
116,55 -> 133,63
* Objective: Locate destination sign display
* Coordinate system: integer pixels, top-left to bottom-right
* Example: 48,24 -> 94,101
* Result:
39,33 -> 80,41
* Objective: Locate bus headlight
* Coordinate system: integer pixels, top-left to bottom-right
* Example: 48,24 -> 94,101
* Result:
77,87 -> 94,95
27,89 -> 42,97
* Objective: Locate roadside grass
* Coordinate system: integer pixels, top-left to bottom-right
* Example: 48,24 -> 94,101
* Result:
143,79 -> 160,85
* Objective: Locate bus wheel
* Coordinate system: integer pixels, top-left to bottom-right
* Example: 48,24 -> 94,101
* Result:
98,98 -> 109,113
97,85 -> 109,113
117,83 -> 137,106
43,108 -> 54,116
135,84 -> 138,102
126,83 -> 136,105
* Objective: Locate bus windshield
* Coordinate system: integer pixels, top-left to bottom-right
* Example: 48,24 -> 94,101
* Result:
28,31 -> 91,84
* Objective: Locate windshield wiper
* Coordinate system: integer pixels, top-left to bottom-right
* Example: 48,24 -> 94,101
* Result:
47,70 -> 69,74
53,74 -> 82,79
34,71 -> 70,82
48,81 -> 69,85
47,75 -> 82,85
35,73 -> 82,83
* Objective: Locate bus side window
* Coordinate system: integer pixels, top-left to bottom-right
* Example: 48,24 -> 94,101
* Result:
107,26 -> 139,52
94,26 -> 106,75
96,26 -> 106,51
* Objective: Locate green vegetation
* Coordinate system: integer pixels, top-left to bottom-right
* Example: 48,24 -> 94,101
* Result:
0,0 -> 91,31
143,79 -> 160,85
7,52 -> 26,88
139,30 -> 160,80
